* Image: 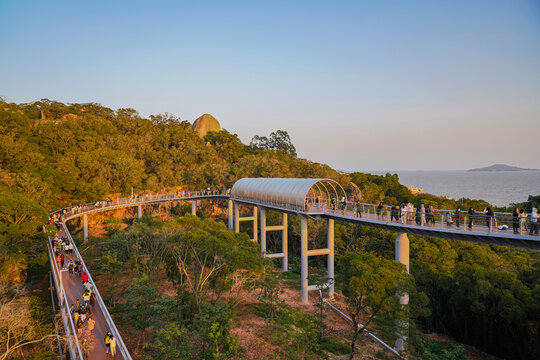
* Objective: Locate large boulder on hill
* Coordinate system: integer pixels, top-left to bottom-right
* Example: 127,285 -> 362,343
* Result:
346,182 -> 363,202
192,113 -> 221,138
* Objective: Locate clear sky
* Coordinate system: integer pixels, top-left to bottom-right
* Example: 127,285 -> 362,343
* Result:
1,0 -> 539,171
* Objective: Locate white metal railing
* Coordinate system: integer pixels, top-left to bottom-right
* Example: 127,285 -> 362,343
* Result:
50,190 -> 539,238
307,198 -> 540,237
50,190 -> 229,221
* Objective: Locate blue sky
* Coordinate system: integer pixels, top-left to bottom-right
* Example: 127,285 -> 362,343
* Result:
1,0 -> 539,171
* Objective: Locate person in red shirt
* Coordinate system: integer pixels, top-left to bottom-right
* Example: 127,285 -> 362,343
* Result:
81,272 -> 88,284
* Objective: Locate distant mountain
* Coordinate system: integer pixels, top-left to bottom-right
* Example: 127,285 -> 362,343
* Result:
468,164 -> 539,172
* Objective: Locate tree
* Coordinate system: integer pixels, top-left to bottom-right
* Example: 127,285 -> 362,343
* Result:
123,275 -> 159,348
250,130 -> 297,157
0,193 -> 48,249
165,216 -> 266,308
257,268 -> 283,322
0,286 -> 64,360
308,268 -> 334,342
151,323 -> 193,359
99,251 -> 124,306
195,302 -> 238,359
338,252 -> 413,359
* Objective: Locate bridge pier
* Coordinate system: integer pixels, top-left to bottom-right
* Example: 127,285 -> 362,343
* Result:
327,218 -> 335,298
395,232 -> 409,352
191,200 -> 197,216
259,208 -> 289,272
235,203 -> 258,241
137,204 -> 142,218
234,202 -> 240,233
228,200 -> 233,230
299,216 -> 335,303
83,214 -> 88,241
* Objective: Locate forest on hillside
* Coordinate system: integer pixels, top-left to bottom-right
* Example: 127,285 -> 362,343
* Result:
0,99 -> 538,359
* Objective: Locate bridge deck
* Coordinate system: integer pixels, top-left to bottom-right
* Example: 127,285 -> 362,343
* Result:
54,192 -> 539,250
52,228 -> 120,359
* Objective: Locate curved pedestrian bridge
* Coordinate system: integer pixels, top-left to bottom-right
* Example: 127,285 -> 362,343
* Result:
48,178 -> 539,358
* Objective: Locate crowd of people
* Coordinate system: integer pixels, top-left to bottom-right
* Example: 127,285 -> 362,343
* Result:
50,221 -> 118,358
334,200 -> 539,235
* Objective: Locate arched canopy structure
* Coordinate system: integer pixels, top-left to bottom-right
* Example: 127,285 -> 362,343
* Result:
230,178 -> 346,212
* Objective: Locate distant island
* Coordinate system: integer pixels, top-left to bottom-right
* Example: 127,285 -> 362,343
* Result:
468,164 -> 539,172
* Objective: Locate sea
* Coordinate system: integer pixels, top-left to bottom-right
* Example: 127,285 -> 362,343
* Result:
371,171 -> 540,207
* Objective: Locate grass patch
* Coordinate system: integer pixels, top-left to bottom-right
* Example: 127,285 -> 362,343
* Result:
319,335 -> 350,355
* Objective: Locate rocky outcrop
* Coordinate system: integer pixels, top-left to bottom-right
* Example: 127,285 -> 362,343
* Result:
346,182 -> 363,201
192,113 -> 221,138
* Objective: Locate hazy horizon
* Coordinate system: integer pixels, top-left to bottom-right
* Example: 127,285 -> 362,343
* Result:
1,0 -> 539,171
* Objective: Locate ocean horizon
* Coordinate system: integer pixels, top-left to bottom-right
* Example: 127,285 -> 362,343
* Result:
367,170 -> 540,207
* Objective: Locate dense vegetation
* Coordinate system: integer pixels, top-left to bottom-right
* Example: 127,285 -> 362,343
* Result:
0,98 -> 538,359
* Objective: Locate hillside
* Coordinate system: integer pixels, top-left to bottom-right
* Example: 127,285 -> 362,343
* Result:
0,99 -> 539,360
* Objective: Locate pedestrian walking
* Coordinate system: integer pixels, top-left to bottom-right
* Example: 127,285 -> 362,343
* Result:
81,272 -> 88,284
512,208 -> 520,233
79,307 -> 86,323
400,203 -> 407,224
455,207 -> 462,228
468,207 -> 475,229
87,317 -> 95,335
77,318 -> 83,338
60,253 -> 65,269
485,207 -> 494,229
56,255 -> 61,268
68,260 -> 74,275
83,290 -> 91,307
110,335 -> 117,356
105,331 -> 112,354
355,200 -> 362,218
520,209 -> 528,233
376,202 -> 384,219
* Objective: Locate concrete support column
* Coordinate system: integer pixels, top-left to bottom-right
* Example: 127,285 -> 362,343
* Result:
260,207 -> 266,253
253,206 -> 258,242
327,218 -> 335,298
234,202 -> 239,233
395,232 -> 410,274
300,216 -> 309,303
395,232 -> 410,352
228,200 -> 233,230
282,213 -> 288,272
137,204 -> 142,219
83,214 -> 88,241
191,200 -> 197,216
